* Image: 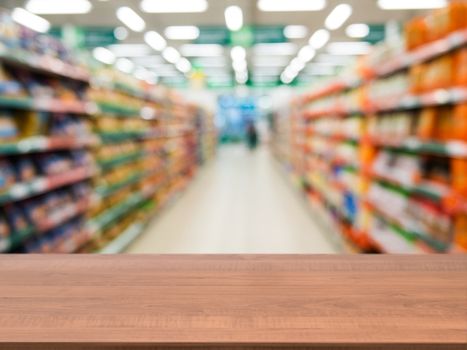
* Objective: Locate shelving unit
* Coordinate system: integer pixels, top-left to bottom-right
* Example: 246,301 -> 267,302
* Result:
0,10 -> 216,253
272,6 -> 467,254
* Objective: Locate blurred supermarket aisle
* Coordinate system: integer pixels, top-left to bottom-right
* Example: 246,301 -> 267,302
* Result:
127,145 -> 337,253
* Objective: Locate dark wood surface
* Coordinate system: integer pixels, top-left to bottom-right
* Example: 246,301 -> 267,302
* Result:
0,255 -> 466,350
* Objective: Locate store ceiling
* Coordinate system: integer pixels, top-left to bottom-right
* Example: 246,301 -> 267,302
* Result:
1,0 -> 432,88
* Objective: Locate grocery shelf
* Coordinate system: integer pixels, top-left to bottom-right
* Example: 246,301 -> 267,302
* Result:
97,131 -> 146,143
35,198 -> 90,234
97,151 -> 145,170
0,198 -> 90,253
0,166 -> 95,205
98,221 -> 145,254
365,200 -> 447,252
368,137 -> 467,158
0,226 -> 34,253
96,172 -> 145,198
371,172 -> 448,202
0,95 -> 94,114
86,192 -> 146,235
0,48 -> 90,82
301,29 -> 467,104
304,88 -> 467,119
372,29 -> 467,78
96,101 -> 141,117
0,135 -> 99,156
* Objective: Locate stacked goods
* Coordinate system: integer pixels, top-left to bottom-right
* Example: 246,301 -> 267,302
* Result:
0,9 -> 215,253
272,1 -> 467,253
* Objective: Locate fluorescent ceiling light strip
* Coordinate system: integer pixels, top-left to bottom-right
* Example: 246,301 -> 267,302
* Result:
176,58 -> 192,73
254,43 -> 297,56
164,26 -> 199,40
258,0 -> 326,12
162,47 -> 181,64
225,6 -> 243,31
325,4 -> 352,30
377,0 -> 447,10
326,41 -> 371,55
11,8 -> 50,33
346,23 -> 369,38
180,44 -> 224,57
115,58 -> 135,73
231,46 -> 246,61
93,47 -> 116,65
283,25 -> 308,39
116,7 -> 146,32
108,44 -> 151,57
144,31 -> 167,51
141,0 -> 208,13
25,0 -> 92,14
308,29 -> 330,49
298,46 -> 316,63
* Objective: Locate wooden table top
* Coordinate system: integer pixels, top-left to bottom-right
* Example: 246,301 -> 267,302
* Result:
0,254 -> 466,350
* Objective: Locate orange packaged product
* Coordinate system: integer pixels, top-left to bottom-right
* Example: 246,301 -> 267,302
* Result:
428,1 -> 467,42
405,17 -> 428,51
435,107 -> 456,141
417,108 -> 436,140
453,104 -> 467,141
452,159 -> 467,198
455,48 -> 467,87
409,64 -> 426,94
453,214 -> 467,250
423,54 -> 454,91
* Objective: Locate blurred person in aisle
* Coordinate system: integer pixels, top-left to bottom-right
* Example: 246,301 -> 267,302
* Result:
246,120 -> 258,150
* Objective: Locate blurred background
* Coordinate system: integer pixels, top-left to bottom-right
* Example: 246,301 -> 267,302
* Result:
0,0 -> 466,254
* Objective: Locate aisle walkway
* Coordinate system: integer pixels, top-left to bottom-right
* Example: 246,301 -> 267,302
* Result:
127,145 -> 337,253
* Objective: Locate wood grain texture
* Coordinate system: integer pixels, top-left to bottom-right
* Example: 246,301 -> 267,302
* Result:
0,255 -> 465,350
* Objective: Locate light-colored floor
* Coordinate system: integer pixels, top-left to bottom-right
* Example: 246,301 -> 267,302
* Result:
127,145 -> 337,253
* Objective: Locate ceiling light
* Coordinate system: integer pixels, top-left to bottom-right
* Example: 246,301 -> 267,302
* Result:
144,31 -> 167,51
346,23 -> 369,38
290,57 -> 305,72
162,47 -> 181,63
233,60 -> 247,72
176,58 -> 192,73
180,44 -> 224,57
108,44 -> 151,57
236,71 -> 248,84
93,47 -> 116,65
164,26 -> 200,40
253,43 -> 297,56
298,46 -> 316,63
115,58 -> 135,73
258,0 -> 326,12
325,4 -> 352,30
225,6 -> 243,31
11,8 -> 50,33
114,27 -> 129,40
116,7 -> 145,32
25,0 -> 92,14
231,46 -> 246,61
141,0 -> 208,13
377,0 -> 447,10
327,41 -> 371,55
283,25 -> 308,39
308,29 -> 330,49
134,67 -> 149,80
